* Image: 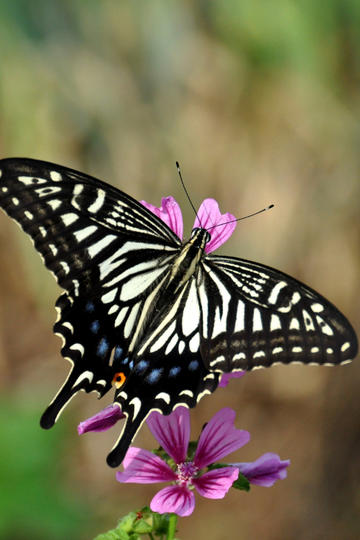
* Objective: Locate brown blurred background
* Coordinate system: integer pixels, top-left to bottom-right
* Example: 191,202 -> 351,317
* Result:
0,2 -> 359,539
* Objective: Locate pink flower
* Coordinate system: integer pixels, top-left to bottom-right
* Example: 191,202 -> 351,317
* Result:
219,371 -> 246,388
140,196 -> 236,253
77,404 -> 124,434
116,407 -> 249,517
233,452 -> 290,487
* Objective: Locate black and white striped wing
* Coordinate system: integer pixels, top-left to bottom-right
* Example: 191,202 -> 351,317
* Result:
0,158 -> 181,426
198,255 -> 358,372
106,276 -> 219,467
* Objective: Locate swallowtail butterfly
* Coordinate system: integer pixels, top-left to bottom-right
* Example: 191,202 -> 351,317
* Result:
0,158 -> 357,467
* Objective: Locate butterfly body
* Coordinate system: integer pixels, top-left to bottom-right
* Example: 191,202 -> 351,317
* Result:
0,157 -> 357,467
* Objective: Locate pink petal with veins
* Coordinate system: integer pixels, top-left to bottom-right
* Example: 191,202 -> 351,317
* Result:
194,408 -> 250,468
116,447 -> 176,484
193,198 -> 236,253
147,407 -> 190,464
193,466 -> 239,499
150,485 -> 195,517
140,196 -> 183,239
77,404 -> 124,434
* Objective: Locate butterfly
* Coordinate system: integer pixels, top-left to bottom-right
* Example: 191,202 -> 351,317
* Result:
0,158 -> 357,467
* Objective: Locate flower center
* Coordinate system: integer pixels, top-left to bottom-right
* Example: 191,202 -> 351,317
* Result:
176,461 -> 198,488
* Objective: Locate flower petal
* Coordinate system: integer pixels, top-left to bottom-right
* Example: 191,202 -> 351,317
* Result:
116,447 -> 176,484
194,408 -> 250,468
150,485 -> 195,517
77,404 -> 124,434
193,467 -> 239,499
219,371 -> 246,388
147,407 -> 190,464
233,453 -> 290,487
140,196 -> 183,239
193,198 -> 236,253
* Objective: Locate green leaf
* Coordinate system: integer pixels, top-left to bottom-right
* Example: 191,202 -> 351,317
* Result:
232,472 -> 250,492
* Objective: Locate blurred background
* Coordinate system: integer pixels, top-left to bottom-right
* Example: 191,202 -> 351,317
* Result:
0,1 -> 359,539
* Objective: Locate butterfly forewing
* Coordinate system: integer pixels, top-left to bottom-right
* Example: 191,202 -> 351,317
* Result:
199,255 -> 358,371
0,158 -> 181,294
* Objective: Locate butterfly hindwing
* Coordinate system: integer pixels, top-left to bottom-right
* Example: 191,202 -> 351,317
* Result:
199,255 -> 358,372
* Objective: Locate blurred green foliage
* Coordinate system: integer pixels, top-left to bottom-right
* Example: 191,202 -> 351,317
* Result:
0,399 -> 89,539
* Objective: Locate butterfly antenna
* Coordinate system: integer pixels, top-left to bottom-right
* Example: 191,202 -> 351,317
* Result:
176,161 -> 198,219
206,204 -> 274,231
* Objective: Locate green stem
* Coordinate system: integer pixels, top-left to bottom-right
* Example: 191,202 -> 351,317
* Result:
166,513 -> 178,540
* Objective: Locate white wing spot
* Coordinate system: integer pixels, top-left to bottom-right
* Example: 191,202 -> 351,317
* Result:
1,186 -> 8,192
326,348 -> 334,354
179,389 -> 194,398
12,197 -> 19,206
252,308 -> 263,332
272,346 -> 284,354
189,334 -> 200,353
291,292 -> 301,304
178,341 -> 185,354
150,321 -> 176,353
303,310 -> 315,331
316,315 -> 334,336
62,321 -> 74,333
114,306 -> 128,328
88,189 -> 106,213
311,303 -> 324,313
47,199 -> 62,210
182,281 -> 200,336
49,243 -> 58,256
311,346 -> 320,353
72,370 -> 94,388
108,304 -> 119,315
129,397 -> 142,420
39,226 -> 47,238
60,261 -> 70,274
268,281 -> 287,304
253,350 -> 265,358
50,170 -> 62,181
155,392 -> 171,404
73,225 -> 97,242
341,342 -> 350,352
290,318 -> 300,330
124,303 -> 140,339
101,288 -> 118,304
61,213 -> 79,226
88,234 -> 117,258
24,210 -> 33,220
36,186 -> 62,197
69,343 -> 85,355
18,175 -> 46,185
270,314 -> 281,331
234,300 -> 245,332
292,346 -> 303,353
165,334 -> 178,355
233,351 -> 246,361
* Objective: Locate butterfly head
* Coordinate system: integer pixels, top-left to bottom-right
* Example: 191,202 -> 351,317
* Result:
190,227 -> 211,250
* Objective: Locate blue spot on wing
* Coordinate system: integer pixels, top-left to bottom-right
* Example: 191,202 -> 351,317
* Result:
135,360 -> 149,374
85,302 -> 95,313
169,366 -> 181,377
146,368 -> 163,384
114,346 -> 123,360
188,360 -> 199,371
90,321 -> 100,334
97,337 -> 109,357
